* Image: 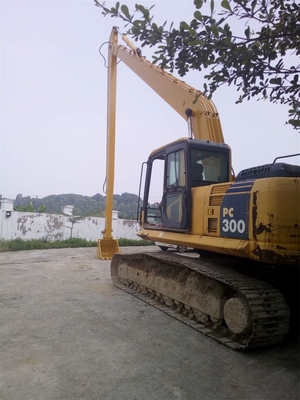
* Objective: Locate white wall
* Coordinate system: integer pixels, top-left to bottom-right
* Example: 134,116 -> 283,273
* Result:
0,200 -> 141,241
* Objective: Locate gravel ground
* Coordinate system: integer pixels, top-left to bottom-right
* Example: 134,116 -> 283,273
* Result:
0,246 -> 299,400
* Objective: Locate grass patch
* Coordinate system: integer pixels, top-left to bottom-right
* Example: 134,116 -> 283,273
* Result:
118,238 -> 153,247
0,238 -> 154,252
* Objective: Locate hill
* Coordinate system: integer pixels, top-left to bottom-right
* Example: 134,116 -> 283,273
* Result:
12,192 -> 141,220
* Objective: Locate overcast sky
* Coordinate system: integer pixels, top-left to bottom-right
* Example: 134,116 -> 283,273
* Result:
1,0 -> 299,200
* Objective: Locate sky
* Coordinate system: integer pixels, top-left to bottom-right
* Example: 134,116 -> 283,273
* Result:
1,0 -> 299,200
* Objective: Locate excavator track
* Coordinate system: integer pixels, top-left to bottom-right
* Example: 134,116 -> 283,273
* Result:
111,252 -> 290,350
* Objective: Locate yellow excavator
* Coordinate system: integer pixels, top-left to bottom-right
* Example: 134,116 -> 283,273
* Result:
98,27 -> 300,350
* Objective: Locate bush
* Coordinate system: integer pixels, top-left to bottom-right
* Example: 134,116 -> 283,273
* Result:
0,240 -> 10,252
0,237 -> 154,252
118,238 -> 153,247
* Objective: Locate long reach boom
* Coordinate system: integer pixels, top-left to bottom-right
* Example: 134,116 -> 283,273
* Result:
110,27 -> 224,142
97,26 -> 225,259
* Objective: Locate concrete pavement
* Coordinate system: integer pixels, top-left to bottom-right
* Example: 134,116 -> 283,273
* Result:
0,247 -> 299,400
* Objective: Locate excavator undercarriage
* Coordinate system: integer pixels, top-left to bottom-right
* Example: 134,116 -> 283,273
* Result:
111,251 -> 290,350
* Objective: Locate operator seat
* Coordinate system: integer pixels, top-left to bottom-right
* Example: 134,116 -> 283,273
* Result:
191,163 -> 204,187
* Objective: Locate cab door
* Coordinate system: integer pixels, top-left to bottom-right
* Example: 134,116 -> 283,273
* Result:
161,145 -> 191,231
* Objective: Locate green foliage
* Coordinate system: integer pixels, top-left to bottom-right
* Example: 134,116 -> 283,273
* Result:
0,238 -> 96,252
0,241 -> 9,252
38,205 -> 46,213
14,200 -> 47,213
118,238 -> 154,246
13,192 -> 142,219
0,238 -> 154,252
94,0 -> 300,129
113,192 -> 140,219
14,201 -> 42,212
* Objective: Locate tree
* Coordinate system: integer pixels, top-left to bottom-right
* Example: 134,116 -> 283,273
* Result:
94,0 -> 300,129
13,193 -> 141,219
14,202 -> 47,213
64,216 -> 83,239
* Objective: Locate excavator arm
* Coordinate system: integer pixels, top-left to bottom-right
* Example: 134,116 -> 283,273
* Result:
97,26 -> 225,259
109,27 -> 224,142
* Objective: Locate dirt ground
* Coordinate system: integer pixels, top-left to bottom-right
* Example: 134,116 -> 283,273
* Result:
0,247 -> 299,400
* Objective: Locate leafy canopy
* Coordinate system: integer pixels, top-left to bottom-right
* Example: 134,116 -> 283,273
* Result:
94,0 -> 300,129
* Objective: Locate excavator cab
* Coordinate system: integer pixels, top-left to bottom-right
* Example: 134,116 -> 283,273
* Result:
141,138 -> 231,232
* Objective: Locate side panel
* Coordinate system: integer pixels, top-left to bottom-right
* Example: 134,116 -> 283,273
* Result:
250,177 -> 300,264
220,181 -> 255,239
